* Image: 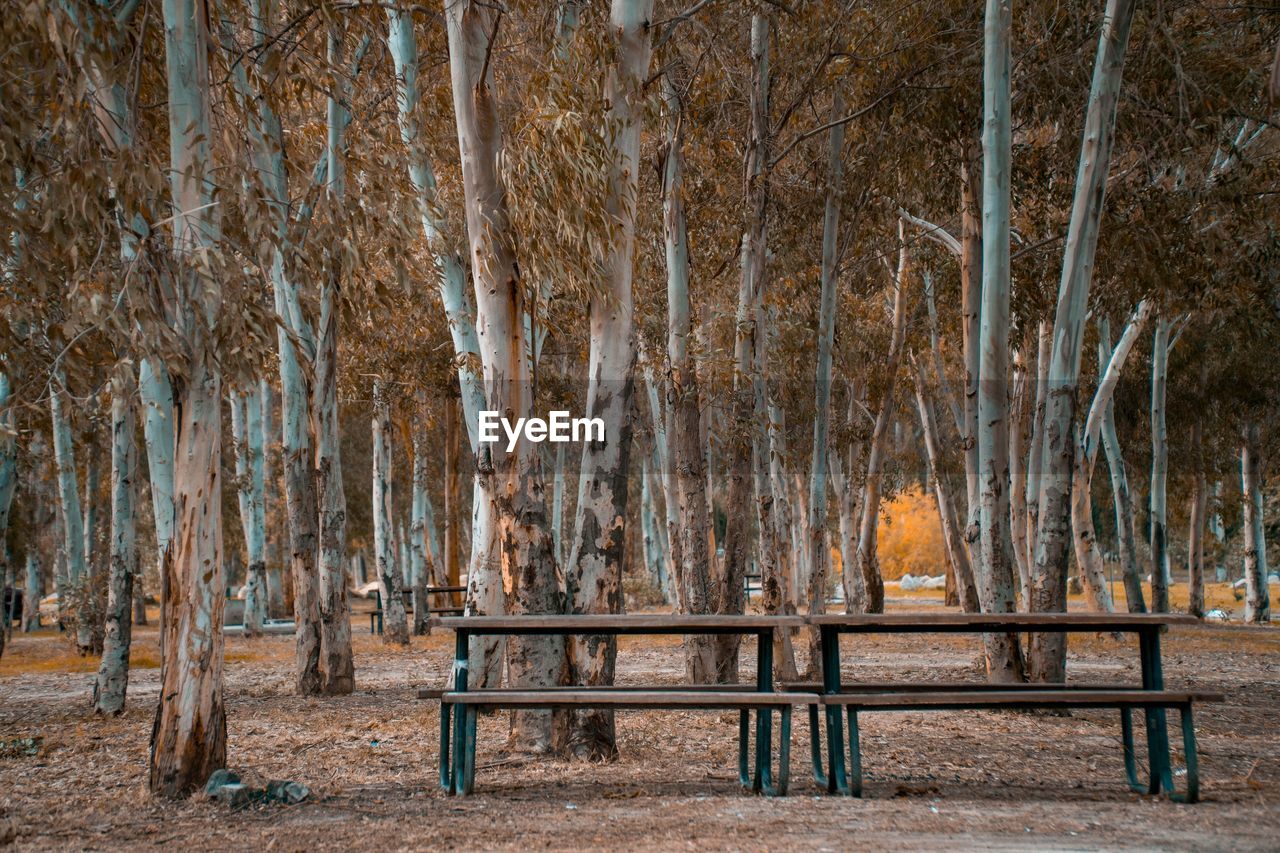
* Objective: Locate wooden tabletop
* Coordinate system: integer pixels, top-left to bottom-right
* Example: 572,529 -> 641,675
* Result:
433,614 -> 806,634
807,612 -> 1200,632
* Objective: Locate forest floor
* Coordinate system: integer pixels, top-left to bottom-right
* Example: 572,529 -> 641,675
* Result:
1,597 -> 1277,851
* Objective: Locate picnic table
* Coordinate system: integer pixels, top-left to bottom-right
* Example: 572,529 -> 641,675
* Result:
805,612 -> 1219,801
424,611 -> 1219,801
431,614 -> 812,796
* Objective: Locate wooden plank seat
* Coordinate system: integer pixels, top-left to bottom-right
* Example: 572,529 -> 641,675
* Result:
807,688 -> 1222,802
436,688 -> 815,797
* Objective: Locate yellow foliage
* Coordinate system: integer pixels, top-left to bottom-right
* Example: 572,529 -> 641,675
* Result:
877,488 -> 948,580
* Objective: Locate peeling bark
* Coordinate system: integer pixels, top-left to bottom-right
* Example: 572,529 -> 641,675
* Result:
95,373 -> 137,715
1241,421 -> 1270,623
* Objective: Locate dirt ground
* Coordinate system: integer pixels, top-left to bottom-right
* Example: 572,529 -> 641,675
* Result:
1,601 -> 1277,851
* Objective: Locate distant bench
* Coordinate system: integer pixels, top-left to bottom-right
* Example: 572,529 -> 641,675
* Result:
369,586 -> 465,634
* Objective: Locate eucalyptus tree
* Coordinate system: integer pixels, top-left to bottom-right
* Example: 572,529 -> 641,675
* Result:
230,388 -> 268,635
150,0 -> 227,798
1027,0 -> 1137,684
445,0 -> 565,749
562,0 -> 653,759
973,0 -> 1024,681
658,53 -> 714,679
94,370 -> 137,715
372,381 -> 408,645
384,2 -> 503,682
1240,420 -> 1270,623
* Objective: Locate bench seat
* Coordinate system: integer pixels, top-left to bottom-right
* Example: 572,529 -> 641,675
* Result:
816,689 -> 1223,710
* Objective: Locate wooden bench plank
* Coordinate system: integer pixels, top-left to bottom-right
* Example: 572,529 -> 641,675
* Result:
817,689 -> 1223,709
807,612 -> 1199,632
433,614 -> 806,634
441,690 -> 818,708
782,681 -> 1159,693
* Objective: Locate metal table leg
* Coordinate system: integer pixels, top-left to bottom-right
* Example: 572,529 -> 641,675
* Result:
821,627 -> 848,794
449,629 -> 471,795
1139,627 -> 1174,795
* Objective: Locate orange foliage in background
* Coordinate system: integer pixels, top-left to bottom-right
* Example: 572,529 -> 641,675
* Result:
877,489 -> 948,580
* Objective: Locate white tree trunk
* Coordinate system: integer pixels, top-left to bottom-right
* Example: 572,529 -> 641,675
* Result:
562,0 -> 652,759
976,0 -> 1025,682
313,25 -> 355,693
915,366 -> 980,612
446,0 -> 565,746
95,373 -> 137,715
804,85 -> 845,667
373,382 -> 408,645
661,69 -> 714,679
50,371 -> 92,652
149,0 -> 226,797
229,390 -> 267,636
1028,0 -> 1137,683
1096,318 -> 1146,611
851,228 -> 909,615
1148,316 -> 1171,613
1240,421 -> 1270,623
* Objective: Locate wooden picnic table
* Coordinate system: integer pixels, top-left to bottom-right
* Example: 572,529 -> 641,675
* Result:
807,611 -> 1214,800
435,614 -> 810,796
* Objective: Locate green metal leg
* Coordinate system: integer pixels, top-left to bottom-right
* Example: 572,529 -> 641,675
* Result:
755,632 -> 774,793
1120,708 -> 1150,794
761,706 -> 792,797
459,706 -> 477,796
808,704 -> 829,788
1170,704 -> 1201,804
439,702 -> 453,792
846,707 -> 863,798
450,630 -> 471,796
738,710 -> 752,788
1139,629 -> 1174,796
821,628 -> 848,794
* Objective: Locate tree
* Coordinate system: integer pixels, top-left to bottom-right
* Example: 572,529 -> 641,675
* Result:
149,0 -> 227,798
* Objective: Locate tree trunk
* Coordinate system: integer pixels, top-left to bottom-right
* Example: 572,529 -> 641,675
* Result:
1187,418 -> 1207,619
1148,316 -> 1171,613
915,367 -> 979,612
1240,421 -> 1270,623
561,0 -> 651,759
149,0 -> 227,797
851,228 -> 909,615
661,68 -> 714,679
372,383 -> 408,645
258,379 -> 285,619
50,371 -> 93,653
229,391 -> 268,636
411,412 -> 435,635
313,26 -> 355,694
1028,0 -> 1137,683
804,84 -> 845,669
388,3 -> 502,680
447,0 -> 566,748
960,146 -> 983,581
95,373 -> 137,715
1009,340 -> 1031,600
717,13 -> 772,684
1024,321 -> 1050,608
1097,318 -> 1145,612
976,0 -> 1025,683
640,352 -> 677,603
1072,300 -> 1152,613
437,397 -> 459,593
0,373 -> 16,643
139,359 -> 174,624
